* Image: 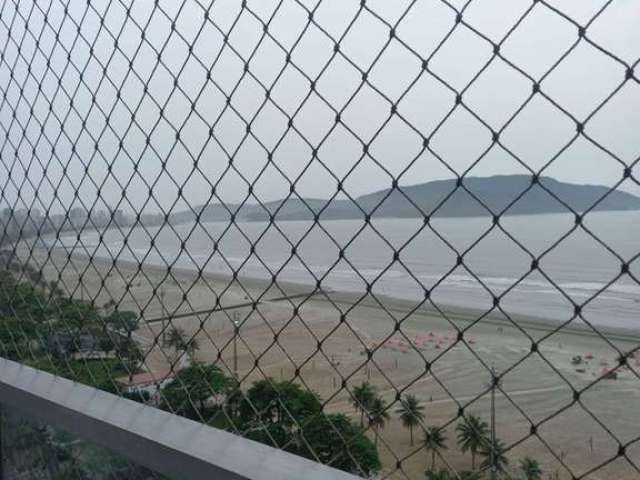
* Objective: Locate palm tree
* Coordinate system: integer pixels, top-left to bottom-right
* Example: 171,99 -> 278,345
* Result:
166,327 -> 199,361
352,381 -> 376,427
368,396 -> 390,447
456,414 -> 489,469
166,327 -> 185,350
48,280 -> 64,298
116,337 -> 143,373
396,394 -> 425,445
479,438 -> 509,475
423,426 -> 448,470
183,336 -> 199,359
520,457 -> 542,480
24,264 -> 43,286
103,299 -> 116,312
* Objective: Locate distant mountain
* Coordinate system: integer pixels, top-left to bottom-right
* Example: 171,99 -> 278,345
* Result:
169,175 -> 640,224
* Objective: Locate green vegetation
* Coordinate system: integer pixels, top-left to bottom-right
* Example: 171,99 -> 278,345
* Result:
165,326 -> 200,360
160,363 -> 235,419
520,457 -> 542,480
297,413 -> 381,475
368,396 -> 390,447
456,414 -> 490,469
0,259 -> 381,476
238,379 -> 379,475
105,309 -> 139,333
479,438 -> 509,474
396,393 -> 426,446
352,381 -> 376,427
1,257 -> 548,478
0,256 -> 142,386
239,379 -> 321,426
161,373 -> 381,476
424,426 -> 448,471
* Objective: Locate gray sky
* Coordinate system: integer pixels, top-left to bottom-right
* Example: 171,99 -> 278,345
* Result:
0,0 -> 638,215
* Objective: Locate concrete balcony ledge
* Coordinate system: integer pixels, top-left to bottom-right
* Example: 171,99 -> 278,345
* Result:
0,358 -> 361,480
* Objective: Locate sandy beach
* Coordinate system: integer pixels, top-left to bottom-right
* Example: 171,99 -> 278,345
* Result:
16,244 -> 640,479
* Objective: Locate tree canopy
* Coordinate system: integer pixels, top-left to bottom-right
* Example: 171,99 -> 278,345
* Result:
520,456 -> 542,480
240,379 -> 322,426
297,413 -> 381,476
161,363 -> 235,419
239,380 -> 380,477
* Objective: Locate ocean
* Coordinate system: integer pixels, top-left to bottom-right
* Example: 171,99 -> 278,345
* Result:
51,211 -> 640,330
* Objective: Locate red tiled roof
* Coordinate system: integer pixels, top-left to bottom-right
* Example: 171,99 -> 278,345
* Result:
116,369 -> 175,387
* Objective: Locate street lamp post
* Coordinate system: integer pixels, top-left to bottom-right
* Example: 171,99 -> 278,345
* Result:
160,288 -> 167,347
233,311 -> 239,378
489,363 -> 500,480
491,369 -> 496,480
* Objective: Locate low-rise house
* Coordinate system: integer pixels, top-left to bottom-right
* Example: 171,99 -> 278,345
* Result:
72,350 -> 116,361
115,369 -> 176,398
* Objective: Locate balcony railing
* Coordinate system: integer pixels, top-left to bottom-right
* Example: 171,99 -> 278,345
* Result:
0,357 -> 359,480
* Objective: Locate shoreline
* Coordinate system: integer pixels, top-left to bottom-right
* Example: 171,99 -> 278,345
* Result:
45,246 -> 640,345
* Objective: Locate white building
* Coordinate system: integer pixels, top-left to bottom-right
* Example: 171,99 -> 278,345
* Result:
115,369 -> 176,397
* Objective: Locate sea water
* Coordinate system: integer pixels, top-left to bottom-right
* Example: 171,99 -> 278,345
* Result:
51,210 -> 640,330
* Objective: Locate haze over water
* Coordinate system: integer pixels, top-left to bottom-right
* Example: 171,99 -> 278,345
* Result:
53,210 -> 640,331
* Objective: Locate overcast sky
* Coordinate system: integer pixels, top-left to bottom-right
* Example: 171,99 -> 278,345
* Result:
0,0 -> 638,215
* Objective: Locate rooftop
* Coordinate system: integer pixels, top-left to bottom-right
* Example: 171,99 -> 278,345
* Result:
115,369 -> 175,387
